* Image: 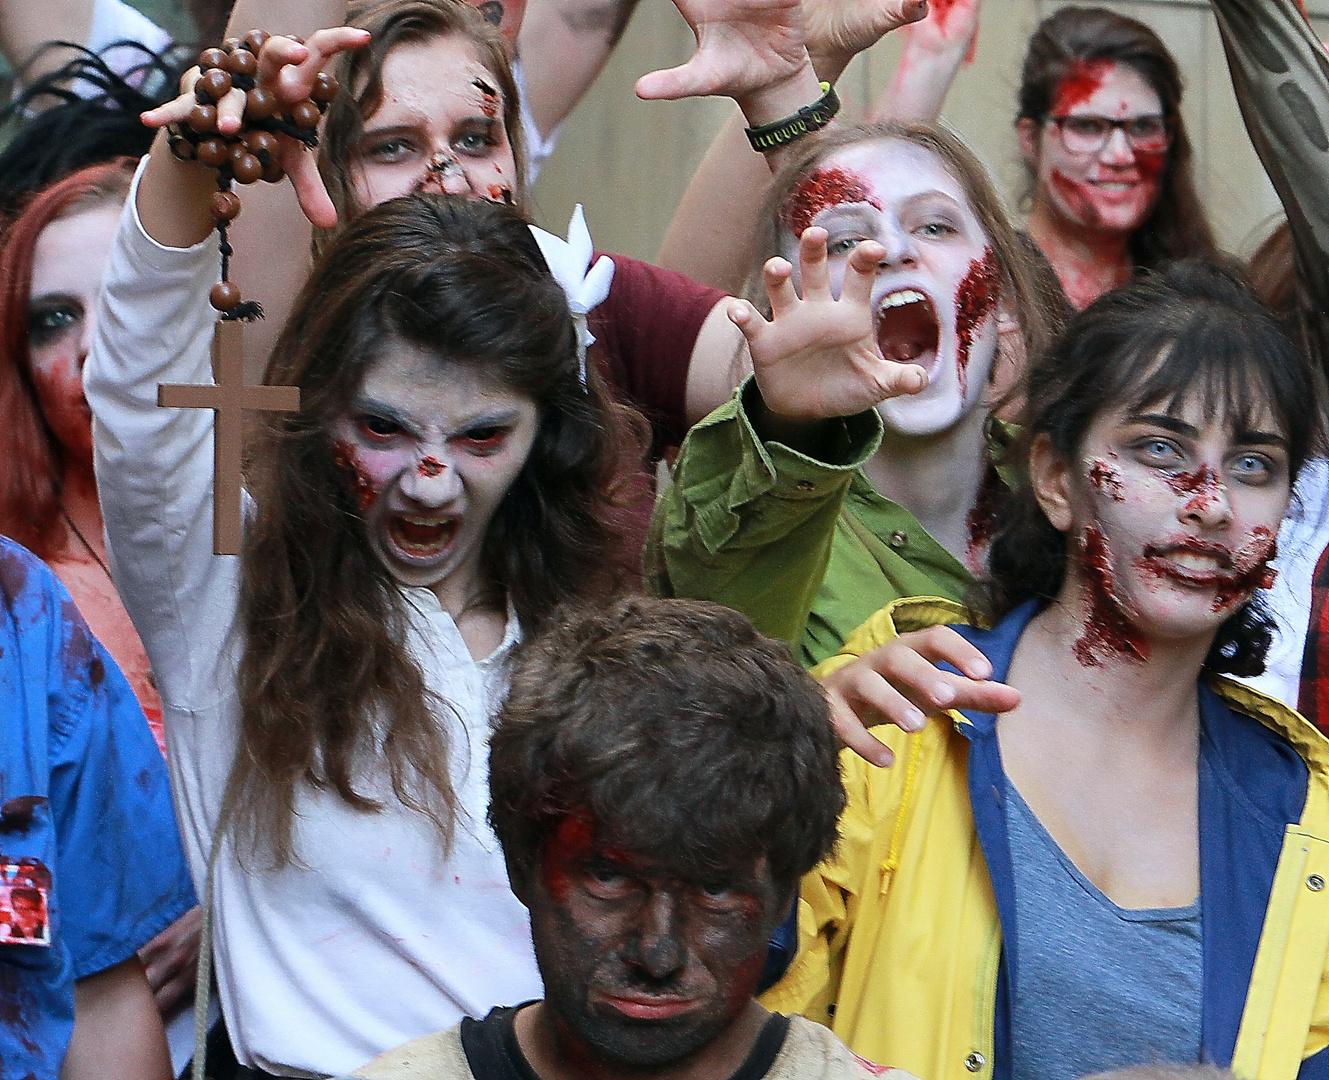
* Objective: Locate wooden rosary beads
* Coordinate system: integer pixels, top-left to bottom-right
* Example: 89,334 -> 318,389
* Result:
166,30 -> 338,317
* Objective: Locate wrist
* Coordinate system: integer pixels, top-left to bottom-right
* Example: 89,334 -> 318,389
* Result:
735,56 -> 823,129
808,52 -> 850,85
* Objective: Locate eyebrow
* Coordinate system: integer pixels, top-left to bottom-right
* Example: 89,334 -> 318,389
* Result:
28,291 -> 83,307
1125,412 -> 1287,448
353,398 -> 524,436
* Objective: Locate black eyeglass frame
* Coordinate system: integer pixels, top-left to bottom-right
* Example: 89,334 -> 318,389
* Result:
1046,113 -> 1174,155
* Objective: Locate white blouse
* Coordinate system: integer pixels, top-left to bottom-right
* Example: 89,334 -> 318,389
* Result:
85,160 -> 541,1078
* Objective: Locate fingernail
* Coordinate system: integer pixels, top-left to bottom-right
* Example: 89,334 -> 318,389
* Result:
965,659 -> 992,679
901,706 -> 925,732
932,683 -> 955,706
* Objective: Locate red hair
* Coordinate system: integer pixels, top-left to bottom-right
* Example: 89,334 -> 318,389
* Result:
0,158 -> 135,558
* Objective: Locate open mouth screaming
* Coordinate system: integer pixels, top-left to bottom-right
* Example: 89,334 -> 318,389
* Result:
877,290 -> 940,370
388,514 -> 459,559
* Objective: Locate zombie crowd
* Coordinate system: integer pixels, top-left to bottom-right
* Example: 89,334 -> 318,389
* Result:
4,0 -> 1329,1078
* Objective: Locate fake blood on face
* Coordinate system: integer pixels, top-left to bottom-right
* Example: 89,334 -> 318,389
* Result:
954,247 -> 1000,396
1053,59 -> 1115,114
782,167 -> 880,237
417,456 -> 445,478
1136,528 -> 1278,613
333,440 -> 378,512
1164,466 -> 1224,514
1074,523 -> 1149,667
1088,458 -> 1125,501
474,78 -> 500,118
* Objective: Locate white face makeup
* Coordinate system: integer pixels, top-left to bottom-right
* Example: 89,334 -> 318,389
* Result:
1051,393 -> 1290,667
27,202 -> 122,463
1029,61 -> 1166,238
329,341 -> 539,610
350,35 -> 518,210
778,139 -> 1002,438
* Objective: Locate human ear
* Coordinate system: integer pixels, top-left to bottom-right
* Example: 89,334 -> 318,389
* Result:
1016,118 -> 1040,169
1030,432 -> 1075,533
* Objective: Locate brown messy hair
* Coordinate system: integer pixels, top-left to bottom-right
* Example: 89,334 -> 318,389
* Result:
489,596 -> 844,899
233,194 -> 640,865
753,121 -> 1068,382
1016,6 -> 1217,269
318,0 -> 525,233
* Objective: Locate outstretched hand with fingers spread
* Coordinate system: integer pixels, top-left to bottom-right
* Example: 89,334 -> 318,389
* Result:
141,27 -> 370,230
635,0 -> 811,104
821,624 -> 1021,767
731,227 -> 930,421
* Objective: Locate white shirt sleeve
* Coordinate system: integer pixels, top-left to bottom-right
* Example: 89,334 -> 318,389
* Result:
87,0 -> 173,56
512,56 -> 562,185
84,155 -> 240,713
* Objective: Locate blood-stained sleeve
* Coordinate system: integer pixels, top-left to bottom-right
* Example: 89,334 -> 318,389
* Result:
44,568 -> 195,978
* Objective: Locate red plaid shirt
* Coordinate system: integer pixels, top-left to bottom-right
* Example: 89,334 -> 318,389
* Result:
1297,540 -> 1329,732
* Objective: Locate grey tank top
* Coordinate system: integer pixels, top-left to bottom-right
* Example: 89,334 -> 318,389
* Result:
1005,779 -> 1203,1080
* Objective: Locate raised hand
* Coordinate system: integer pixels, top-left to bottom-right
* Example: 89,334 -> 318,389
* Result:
803,0 -> 928,75
142,27 -> 370,230
635,0 -> 813,115
731,226 -> 929,421
900,0 -> 982,60
821,624 -> 1021,767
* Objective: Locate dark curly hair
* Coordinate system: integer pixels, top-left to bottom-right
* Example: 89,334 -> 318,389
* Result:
983,259 -> 1320,677
488,596 -> 845,899
233,193 -> 644,865
0,44 -> 184,215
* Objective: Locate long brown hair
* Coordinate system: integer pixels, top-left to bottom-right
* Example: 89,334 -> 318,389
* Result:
233,194 -> 638,865
1016,6 -> 1217,269
318,0 -> 526,233
0,158 -> 134,558
753,121 -> 1068,378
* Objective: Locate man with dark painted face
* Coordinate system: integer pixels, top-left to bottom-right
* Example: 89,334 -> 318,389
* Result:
348,597 -> 917,1080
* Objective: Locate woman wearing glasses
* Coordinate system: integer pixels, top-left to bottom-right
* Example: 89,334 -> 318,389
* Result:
1014,7 -> 1218,310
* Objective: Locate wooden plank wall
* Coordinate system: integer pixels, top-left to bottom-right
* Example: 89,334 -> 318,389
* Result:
529,0 -> 1329,266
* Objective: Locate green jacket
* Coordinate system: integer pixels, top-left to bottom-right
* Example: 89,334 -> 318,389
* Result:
645,379 -> 972,668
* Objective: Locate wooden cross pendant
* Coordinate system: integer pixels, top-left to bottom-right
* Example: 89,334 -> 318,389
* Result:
157,319 -> 300,555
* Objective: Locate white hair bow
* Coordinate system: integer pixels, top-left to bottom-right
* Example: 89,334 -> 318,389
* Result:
529,205 -> 615,385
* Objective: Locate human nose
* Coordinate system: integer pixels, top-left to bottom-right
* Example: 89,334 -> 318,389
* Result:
1099,125 -> 1136,166
1178,469 -> 1233,529
398,450 -> 462,507
875,223 -> 918,268
628,890 -> 686,981
426,151 -> 475,197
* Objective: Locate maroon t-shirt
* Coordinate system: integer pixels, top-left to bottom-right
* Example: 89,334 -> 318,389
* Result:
584,255 -> 725,583
587,254 -> 725,461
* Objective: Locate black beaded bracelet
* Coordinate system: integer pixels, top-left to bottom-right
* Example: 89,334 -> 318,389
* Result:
745,82 -> 841,153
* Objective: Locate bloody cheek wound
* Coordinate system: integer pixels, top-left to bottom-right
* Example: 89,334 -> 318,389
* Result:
782,167 -> 880,237
954,248 -> 1001,396
333,440 -> 379,512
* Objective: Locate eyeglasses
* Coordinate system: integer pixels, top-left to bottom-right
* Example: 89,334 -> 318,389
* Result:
1049,114 -> 1172,155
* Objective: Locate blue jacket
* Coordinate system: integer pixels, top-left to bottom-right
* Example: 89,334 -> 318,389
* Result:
0,538 -> 195,1078
764,597 -> 1329,1080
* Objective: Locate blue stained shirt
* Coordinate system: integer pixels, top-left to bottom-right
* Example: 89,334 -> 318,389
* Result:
0,538 -> 195,1079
